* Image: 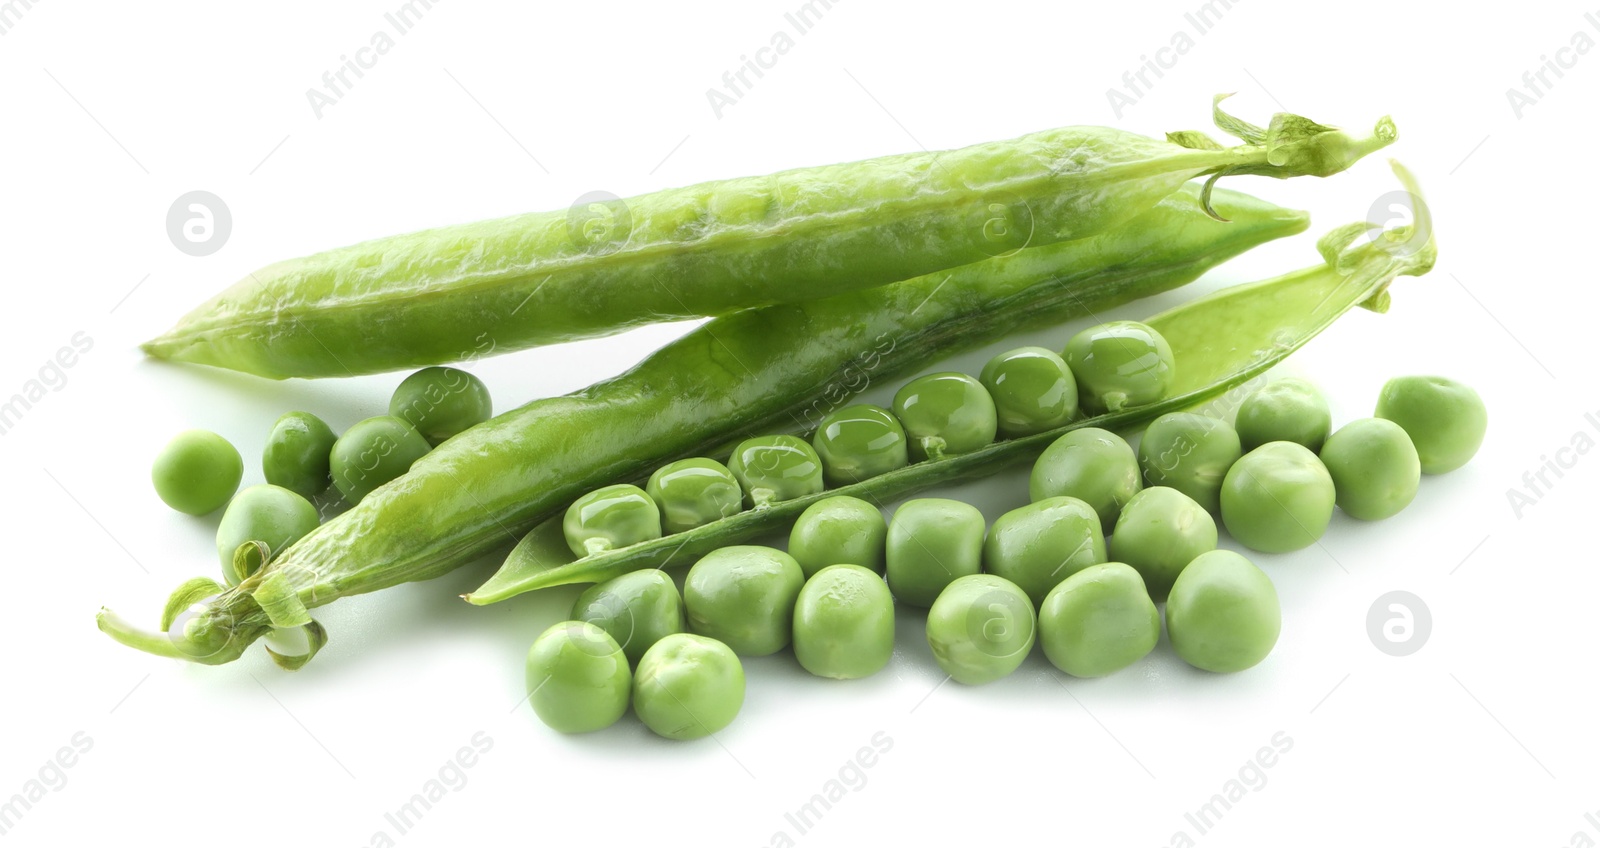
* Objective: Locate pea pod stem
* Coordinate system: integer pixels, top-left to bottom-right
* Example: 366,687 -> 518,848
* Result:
468,161 -> 1436,605
143,96 -> 1392,379
99,184 -> 1310,667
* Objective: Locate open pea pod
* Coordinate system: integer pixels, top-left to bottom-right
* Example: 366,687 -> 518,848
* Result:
467,162 -> 1435,605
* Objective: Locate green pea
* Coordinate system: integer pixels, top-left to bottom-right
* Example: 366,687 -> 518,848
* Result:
1320,418 -> 1420,520
633,633 -> 745,740
1108,487 -> 1217,601
215,485 -> 321,585
563,483 -> 663,558
1220,442 -> 1336,553
1235,378 -> 1332,452
571,570 -> 685,666
1375,375 -> 1487,474
885,498 -> 986,607
1029,427 -> 1142,532
684,546 -> 804,656
151,429 -> 243,516
524,621 -> 631,733
262,411 -> 338,501
1136,412 -> 1241,514
389,366 -> 493,446
728,435 -> 825,508
925,574 -> 1036,685
792,564 -> 895,680
646,458 -> 743,534
1038,562 -> 1160,678
1165,550 -> 1280,673
812,404 -> 909,485
329,415 -> 432,505
983,496 -> 1106,607
979,346 -> 1079,438
788,495 -> 887,578
1062,320 -> 1175,414
892,372 -> 998,461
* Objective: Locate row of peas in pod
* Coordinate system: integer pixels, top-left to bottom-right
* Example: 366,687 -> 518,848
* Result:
148,367 -> 492,586
531,314 -> 1489,739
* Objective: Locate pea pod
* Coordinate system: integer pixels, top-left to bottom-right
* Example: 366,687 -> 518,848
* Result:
97,183 -> 1306,666
142,98 -> 1393,379
469,162 -> 1435,603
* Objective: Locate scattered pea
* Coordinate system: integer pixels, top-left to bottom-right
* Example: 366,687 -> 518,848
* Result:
1038,562 -> 1160,678
885,498 -> 986,607
1320,417 -> 1421,520
389,366 -> 492,446
1108,486 -> 1217,601
788,495 -> 887,578
525,621 -> 631,733
1136,412 -> 1242,514
684,546 -> 804,656
1165,550 -> 1280,673
925,574 -> 1036,685
571,570 -> 685,666
262,411 -> 338,501
215,485 -> 320,585
1375,375 -> 1486,474
633,633 -> 745,740
1235,378 -> 1332,452
151,429 -> 243,516
983,496 -> 1106,606
1029,427 -> 1142,532
792,564 -> 895,680
1220,442 -> 1336,553
329,415 -> 431,505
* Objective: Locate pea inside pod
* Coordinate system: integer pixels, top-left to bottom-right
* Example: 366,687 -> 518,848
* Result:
647,458 -> 743,534
979,346 -> 1079,438
563,484 -> 663,558
812,404 -> 909,485
1062,320 -> 1175,414
728,435 -> 825,508
892,372 -> 998,462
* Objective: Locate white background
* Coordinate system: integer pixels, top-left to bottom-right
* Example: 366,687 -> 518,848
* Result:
2,1 -> 1596,845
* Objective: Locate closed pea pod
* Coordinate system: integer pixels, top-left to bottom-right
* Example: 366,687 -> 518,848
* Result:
979,346 -> 1079,438
792,564 -> 895,680
812,404 -> 909,485
646,458 -> 743,534
788,496 -> 887,578
563,484 -> 663,558
892,372 -> 998,462
728,436 -> 824,508
144,97 -> 1394,379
